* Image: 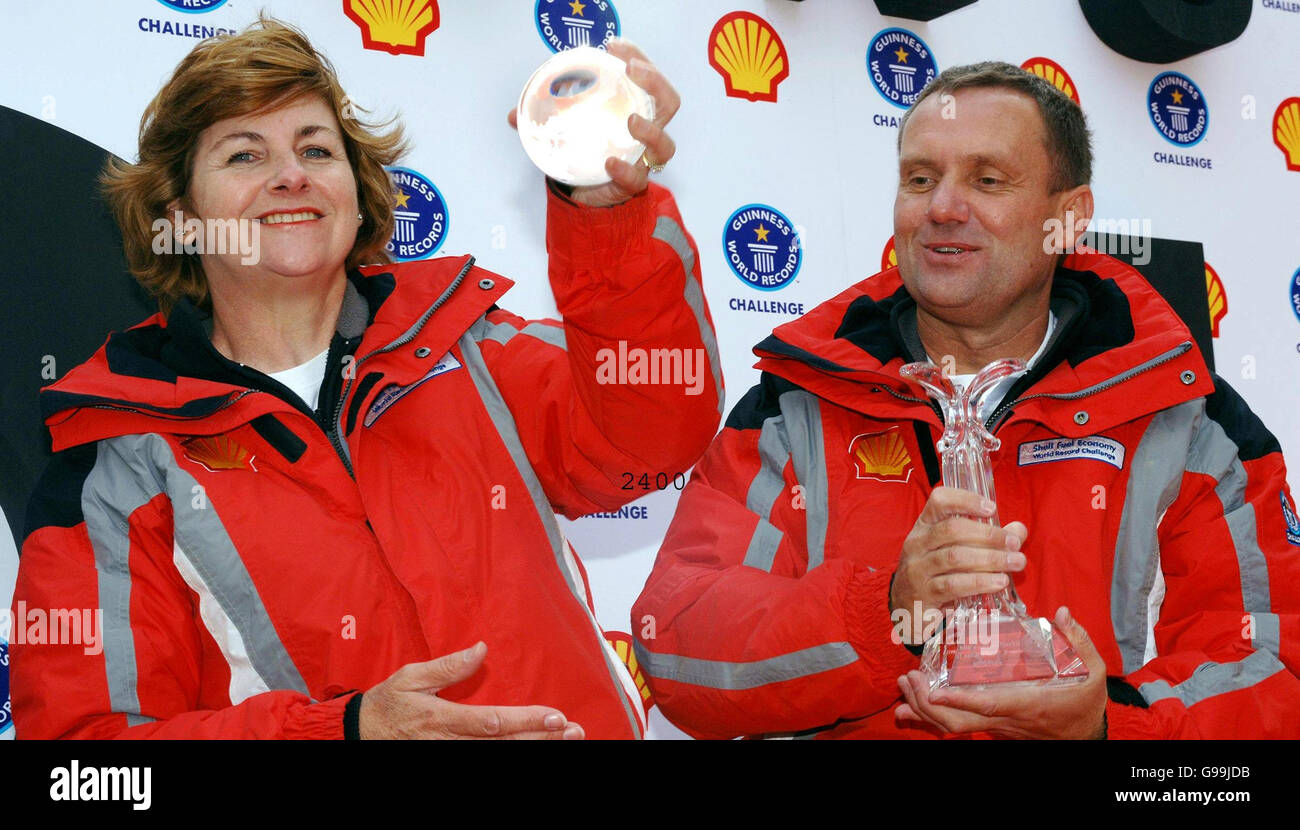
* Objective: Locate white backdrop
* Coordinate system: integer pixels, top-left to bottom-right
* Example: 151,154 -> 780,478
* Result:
1,0 -> 1297,738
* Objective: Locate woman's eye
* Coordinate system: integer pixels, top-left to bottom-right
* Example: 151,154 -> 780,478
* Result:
303,147 -> 332,159
227,151 -> 255,164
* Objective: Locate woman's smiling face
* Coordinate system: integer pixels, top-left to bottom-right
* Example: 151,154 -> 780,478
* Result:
181,95 -> 361,287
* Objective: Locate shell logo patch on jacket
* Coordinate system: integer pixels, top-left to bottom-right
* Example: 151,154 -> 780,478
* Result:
180,435 -> 257,473
848,428 -> 912,483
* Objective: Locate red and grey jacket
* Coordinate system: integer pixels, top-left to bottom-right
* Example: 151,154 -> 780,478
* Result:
12,183 -> 722,739
632,248 -> 1300,739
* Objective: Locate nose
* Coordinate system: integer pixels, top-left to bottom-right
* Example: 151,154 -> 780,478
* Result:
268,153 -> 310,192
925,177 -> 969,225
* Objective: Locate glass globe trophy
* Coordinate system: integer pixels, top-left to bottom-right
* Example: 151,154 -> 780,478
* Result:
899,358 -> 1089,690
516,46 -> 655,186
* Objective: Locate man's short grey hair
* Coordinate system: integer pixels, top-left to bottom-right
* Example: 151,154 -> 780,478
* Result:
897,61 -> 1093,192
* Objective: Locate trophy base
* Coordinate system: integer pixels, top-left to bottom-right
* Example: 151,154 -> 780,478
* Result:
922,611 -> 1089,691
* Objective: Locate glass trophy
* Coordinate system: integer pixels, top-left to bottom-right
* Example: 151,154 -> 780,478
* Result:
516,45 -> 655,186
899,358 -> 1089,690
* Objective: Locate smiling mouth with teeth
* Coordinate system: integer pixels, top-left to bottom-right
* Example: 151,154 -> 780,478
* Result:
934,246 -> 967,253
258,212 -> 322,224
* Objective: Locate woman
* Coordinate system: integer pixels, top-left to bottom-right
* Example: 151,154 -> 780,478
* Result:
12,18 -> 720,739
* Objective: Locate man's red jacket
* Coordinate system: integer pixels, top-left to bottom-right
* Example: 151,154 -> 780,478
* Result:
13,184 -> 722,739
632,249 -> 1300,739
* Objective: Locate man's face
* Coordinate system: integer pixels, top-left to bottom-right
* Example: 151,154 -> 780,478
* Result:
893,87 -> 1088,331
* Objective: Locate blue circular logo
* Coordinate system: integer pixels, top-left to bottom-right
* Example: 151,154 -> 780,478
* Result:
1283,492 -> 1300,545
1290,267 -> 1300,325
1,638 -> 10,735
154,0 -> 228,12
867,28 -> 938,110
723,204 -> 802,292
535,0 -> 620,53
1148,72 -> 1209,147
385,167 -> 449,262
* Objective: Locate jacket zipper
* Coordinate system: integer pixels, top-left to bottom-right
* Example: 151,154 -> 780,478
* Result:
327,257 -> 475,477
983,340 -> 1193,433
868,339 -> 1194,442
84,388 -> 260,421
875,383 -> 944,422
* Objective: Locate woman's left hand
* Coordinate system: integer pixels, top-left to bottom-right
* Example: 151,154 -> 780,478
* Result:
508,38 -> 680,208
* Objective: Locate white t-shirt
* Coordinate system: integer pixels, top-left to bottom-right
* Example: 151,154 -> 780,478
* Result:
266,348 -> 330,412
944,311 -> 1057,422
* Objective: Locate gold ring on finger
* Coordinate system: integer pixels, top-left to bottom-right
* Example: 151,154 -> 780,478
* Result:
640,151 -> 666,174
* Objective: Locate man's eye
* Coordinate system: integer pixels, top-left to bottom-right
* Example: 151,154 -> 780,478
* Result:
978,176 -> 1001,186
909,176 -> 933,187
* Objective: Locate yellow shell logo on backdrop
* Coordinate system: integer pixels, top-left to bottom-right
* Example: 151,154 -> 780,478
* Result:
344,0 -> 441,56
880,236 -> 897,272
1019,56 -> 1080,105
708,11 -> 790,103
1274,97 -> 1300,172
181,436 -> 257,473
605,631 -> 653,713
1205,261 -> 1228,337
849,428 -> 912,483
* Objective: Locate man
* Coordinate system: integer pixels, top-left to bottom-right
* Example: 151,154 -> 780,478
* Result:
631,62 -> 1300,739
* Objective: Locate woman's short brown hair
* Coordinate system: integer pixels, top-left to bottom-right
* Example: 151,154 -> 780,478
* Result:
102,15 -> 406,313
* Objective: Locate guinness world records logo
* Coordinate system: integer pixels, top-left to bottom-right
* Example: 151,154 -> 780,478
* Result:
1148,72 -> 1209,147
866,28 -> 938,110
1290,266 -> 1300,325
154,0 -> 228,11
534,0 -> 620,52
723,203 -> 802,291
385,167 -> 449,262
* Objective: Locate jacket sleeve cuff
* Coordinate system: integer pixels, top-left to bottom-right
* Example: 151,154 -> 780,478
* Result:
545,182 -> 657,270
844,566 -> 919,678
344,692 -> 364,741
1103,697 -> 1165,739
282,693 -> 355,740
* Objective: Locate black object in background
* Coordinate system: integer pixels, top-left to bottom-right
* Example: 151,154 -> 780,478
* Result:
1079,0 -> 1252,63
1099,234 -> 1215,373
0,104 -> 156,545
874,0 -> 979,20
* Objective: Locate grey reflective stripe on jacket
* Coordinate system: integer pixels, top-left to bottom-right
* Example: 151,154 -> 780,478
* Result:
1111,396 -> 1280,705
83,434 -> 312,723
1139,649 -> 1287,709
740,389 -> 830,573
476,318 -> 568,351
632,639 -> 859,691
461,317 -> 644,738
641,388 -> 849,690
652,215 -> 725,415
